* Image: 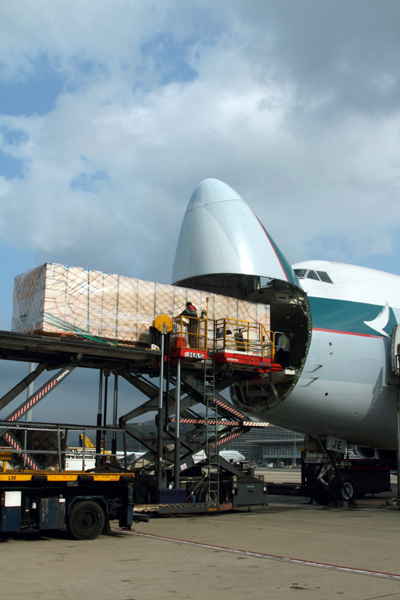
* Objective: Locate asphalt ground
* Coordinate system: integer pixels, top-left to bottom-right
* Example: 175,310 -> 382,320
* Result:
2,489 -> 400,600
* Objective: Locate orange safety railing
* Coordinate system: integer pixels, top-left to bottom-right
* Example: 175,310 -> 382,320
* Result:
214,318 -> 275,359
172,315 -> 211,351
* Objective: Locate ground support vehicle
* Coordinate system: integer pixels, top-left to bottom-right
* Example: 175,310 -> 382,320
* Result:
265,452 -> 392,504
303,455 -> 391,505
0,469 -> 140,539
0,421 -> 149,540
133,475 -> 267,516
132,468 -> 267,515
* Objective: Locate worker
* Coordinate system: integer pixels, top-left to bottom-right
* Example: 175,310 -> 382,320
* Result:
180,302 -> 198,348
275,332 -> 290,367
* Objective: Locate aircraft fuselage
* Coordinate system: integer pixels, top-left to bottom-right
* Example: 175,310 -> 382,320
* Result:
173,178 -> 400,452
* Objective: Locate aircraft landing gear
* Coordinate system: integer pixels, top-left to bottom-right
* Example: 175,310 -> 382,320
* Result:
309,438 -> 358,507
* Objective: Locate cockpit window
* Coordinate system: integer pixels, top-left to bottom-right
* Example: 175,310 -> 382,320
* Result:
317,271 -> 333,284
306,270 -> 319,280
294,268 -> 333,283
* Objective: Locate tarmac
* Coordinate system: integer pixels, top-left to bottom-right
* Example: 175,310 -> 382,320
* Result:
2,473 -> 400,600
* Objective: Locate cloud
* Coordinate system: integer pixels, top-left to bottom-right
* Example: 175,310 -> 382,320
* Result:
227,1 -> 400,117
0,0 -> 399,292
1,1 -> 400,424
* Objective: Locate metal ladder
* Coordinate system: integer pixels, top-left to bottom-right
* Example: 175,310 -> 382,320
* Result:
204,352 -> 220,502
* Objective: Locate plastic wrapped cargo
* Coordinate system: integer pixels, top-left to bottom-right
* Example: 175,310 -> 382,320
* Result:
12,263 -> 270,346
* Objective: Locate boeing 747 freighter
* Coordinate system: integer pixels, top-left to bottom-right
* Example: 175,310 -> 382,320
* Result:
172,178 -> 400,461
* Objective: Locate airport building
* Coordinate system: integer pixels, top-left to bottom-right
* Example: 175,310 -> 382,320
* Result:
226,425 -> 304,467
114,421 -> 303,467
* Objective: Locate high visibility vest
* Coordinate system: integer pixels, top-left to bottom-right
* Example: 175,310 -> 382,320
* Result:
278,334 -> 290,351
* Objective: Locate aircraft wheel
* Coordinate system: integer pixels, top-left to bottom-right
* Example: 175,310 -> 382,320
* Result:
340,479 -> 356,502
311,480 -> 329,505
68,500 -> 105,540
329,477 -> 356,502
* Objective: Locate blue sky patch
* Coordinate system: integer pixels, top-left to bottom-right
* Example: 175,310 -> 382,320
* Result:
70,169 -> 110,192
1,127 -> 28,146
307,233 -> 400,277
64,58 -> 109,93
0,240 -> 35,329
141,32 -> 198,86
0,56 -> 65,116
0,150 -> 24,178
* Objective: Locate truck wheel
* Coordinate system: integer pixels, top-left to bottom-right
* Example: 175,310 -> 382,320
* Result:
197,483 -> 220,503
68,501 -> 105,540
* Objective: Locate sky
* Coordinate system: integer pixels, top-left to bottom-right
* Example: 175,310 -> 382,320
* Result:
1,0 -> 400,425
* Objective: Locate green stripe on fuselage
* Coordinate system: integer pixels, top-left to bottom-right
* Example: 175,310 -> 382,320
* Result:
260,225 -> 300,287
308,296 -> 397,337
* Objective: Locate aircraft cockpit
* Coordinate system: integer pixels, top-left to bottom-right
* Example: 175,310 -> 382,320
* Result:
294,268 -> 333,283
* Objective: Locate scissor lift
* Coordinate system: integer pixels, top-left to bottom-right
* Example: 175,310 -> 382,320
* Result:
121,313 -> 283,513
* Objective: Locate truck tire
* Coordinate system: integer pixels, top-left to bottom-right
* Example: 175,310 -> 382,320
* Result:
197,482 -> 220,503
68,501 -> 105,540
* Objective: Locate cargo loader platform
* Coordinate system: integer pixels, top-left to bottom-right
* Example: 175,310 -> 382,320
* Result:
0,329 -> 161,371
0,306 -> 286,520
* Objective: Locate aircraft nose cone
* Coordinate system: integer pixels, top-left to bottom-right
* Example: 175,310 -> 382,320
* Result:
186,178 -> 243,210
172,178 -> 298,287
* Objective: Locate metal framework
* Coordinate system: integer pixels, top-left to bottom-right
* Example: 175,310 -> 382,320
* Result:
0,316 -> 278,505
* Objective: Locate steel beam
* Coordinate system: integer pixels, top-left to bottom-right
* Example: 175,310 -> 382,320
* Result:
0,362 -> 48,412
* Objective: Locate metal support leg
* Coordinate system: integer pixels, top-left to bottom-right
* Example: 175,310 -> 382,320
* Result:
111,374 -> 118,459
96,369 -> 103,468
103,371 -> 109,450
397,386 -> 400,498
25,363 -> 35,422
157,333 -> 165,494
174,359 -> 181,489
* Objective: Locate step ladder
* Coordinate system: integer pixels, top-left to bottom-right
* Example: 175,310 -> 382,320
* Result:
204,353 -> 220,502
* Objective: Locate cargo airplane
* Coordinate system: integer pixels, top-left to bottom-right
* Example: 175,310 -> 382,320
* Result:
172,178 -> 400,461
118,449 -> 245,466
194,450 -> 246,465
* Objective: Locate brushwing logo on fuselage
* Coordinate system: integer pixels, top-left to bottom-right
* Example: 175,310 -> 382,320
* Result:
364,301 -> 391,337
309,297 -> 397,337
